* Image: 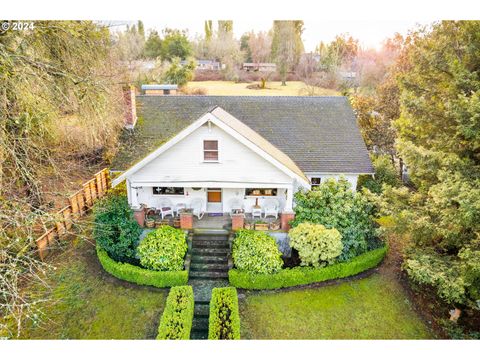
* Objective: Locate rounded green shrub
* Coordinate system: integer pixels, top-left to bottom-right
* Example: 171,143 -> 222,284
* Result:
289,223 -> 343,268
137,226 -> 187,271
232,230 -> 283,274
93,194 -> 142,263
293,177 -> 378,261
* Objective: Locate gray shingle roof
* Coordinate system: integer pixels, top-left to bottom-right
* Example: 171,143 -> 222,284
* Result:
111,96 -> 373,175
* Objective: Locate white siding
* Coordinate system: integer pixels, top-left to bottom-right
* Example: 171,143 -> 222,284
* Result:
130,123 -> 293,185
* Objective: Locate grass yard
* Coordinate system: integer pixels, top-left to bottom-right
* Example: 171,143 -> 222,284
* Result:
239,272 -> 435,340
186,81 -> 339,96
19,236 -> 168,340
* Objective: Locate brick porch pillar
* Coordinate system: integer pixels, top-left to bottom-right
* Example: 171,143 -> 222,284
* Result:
180,212 -> 193,230
280,211 -> 295,231
231,213 -> 245,231
133,206 -> 146,227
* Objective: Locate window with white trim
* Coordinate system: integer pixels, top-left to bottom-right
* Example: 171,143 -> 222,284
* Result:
311,177 -> 321,189
245,188 -> 278,196
203,140 -> 218,161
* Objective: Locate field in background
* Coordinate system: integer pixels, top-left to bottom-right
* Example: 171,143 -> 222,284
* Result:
186,81 -> 340,96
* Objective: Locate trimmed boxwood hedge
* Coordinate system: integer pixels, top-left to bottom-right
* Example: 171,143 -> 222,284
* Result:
208,287 -> 241,340
229,246 -> 387,290
97,246 -> 188,288
157,286 -> 194,340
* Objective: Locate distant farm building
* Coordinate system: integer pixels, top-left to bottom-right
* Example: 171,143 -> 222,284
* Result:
242,63 -> 277,72
181,59 -> 223,71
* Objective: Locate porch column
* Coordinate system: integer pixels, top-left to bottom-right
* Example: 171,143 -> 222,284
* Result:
128,180 -> 140,209
284,185 -> 294,212
281,185 -> 295,231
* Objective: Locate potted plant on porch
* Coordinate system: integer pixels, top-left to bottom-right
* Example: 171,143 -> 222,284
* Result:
244,220 -> 253,230
145,216 -> 155,229
269,219 -> 281,231
254,220 -> 269,231
173,216 -> 181,228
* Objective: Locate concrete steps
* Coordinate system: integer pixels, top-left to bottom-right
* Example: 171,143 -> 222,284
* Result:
188,231 -> 230,340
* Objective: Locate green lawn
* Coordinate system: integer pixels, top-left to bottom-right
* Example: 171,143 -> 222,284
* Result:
239,273 -> 434,339
19,238 -> 168,339
186,81 -> 339,96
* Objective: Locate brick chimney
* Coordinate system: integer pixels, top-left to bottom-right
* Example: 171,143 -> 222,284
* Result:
123,85 -> 137,129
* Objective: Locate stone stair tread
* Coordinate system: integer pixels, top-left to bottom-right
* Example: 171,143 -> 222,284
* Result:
190,330 -> 208,340
193,229 -> 230,235
190,271 -> 229,279
194,304 -> 210,317
193,242 -> 229,249
192,248 -> 229,255
191,263 -> 229,270
192,317 -> 209,331
193,235 -> 229,241
190,255 -> 228,264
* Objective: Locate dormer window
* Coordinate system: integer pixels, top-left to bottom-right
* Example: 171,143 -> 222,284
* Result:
203,140 -> 218,161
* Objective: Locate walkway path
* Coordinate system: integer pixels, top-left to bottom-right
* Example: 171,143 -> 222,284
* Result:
188,229 -> 229,340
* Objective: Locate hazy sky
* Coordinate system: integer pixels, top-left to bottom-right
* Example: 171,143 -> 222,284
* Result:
104,19 -> 420,52
135,20 -> 419,51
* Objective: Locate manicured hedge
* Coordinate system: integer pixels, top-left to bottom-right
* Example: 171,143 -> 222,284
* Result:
157,286 -> 194,340
208,287 -> 241,340
97,246 -> 188,288
232,230 -> 283,274
229,246 -> 387,290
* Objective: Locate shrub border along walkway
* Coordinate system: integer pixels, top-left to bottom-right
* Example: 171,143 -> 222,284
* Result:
229,246 -> 387,290
157,286 -> 195,340
97,246 -> 188,288
208,287 -> 241,340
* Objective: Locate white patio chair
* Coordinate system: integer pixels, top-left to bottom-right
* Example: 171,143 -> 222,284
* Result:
158,198 -> 174,219
251,206 -> 262,219
175,202 -> 187,216
229,198 -> 244,218
263,199 -> 279,219
190,198 -> 205,220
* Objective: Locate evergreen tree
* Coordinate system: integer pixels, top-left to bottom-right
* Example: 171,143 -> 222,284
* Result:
381,21 -> 480,309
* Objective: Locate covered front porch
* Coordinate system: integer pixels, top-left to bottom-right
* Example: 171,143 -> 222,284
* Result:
128,181 -> 296,231
128,181 -> 296,216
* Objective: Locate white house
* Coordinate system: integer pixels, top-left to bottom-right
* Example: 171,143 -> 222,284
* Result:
112,94 -> 373,221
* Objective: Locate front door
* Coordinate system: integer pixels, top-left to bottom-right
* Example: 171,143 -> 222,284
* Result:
207,188 -> 222,213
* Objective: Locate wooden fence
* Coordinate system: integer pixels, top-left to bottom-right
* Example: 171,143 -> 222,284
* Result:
35,168 -> 111,260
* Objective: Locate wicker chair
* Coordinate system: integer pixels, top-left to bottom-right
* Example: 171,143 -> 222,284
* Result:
263,198 -> 280,219
190,198 -> 205,220
158,199 -> 174,219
